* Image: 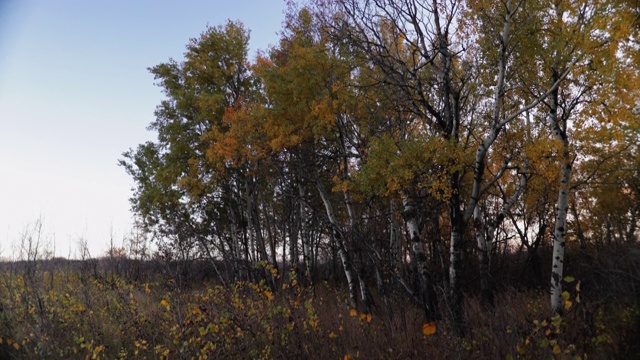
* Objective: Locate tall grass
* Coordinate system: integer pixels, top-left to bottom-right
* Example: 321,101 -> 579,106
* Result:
0,257 -> 638,359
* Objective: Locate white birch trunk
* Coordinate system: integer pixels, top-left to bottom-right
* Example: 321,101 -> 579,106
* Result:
550,148 -> 571,313
448,208 -> 465,334
403,195 -> 439,320
473,205 -> 492,308
344,185 -> 372,312
448,220 -> 463,299
316,181 -> 358,309
548,51 -> 572,312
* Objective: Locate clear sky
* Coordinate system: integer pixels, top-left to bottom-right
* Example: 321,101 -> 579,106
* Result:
0,0 -> 286,258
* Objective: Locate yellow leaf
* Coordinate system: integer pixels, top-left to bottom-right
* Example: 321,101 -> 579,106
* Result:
329,331 -> 338,339
160,299 -> 170,308
422,321 -> 437,336
13,343 -> 19,351
349,308 -> 358,317
564,300 -> 573,310
344,355 -> 352,360
553,344 -> 562,354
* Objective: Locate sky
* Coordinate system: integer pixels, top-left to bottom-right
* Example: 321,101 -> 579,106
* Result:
0,0 -> 287,259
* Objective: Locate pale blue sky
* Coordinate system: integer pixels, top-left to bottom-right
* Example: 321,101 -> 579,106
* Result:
0,0 -> 286,258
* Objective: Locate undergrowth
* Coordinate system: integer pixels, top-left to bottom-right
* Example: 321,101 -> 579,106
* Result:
1,246 -> 639,359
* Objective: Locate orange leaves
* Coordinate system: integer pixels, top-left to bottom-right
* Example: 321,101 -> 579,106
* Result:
204,99 -> 272,176
359,313 -> 372,323
422,322 -> 437,336
1,338 -> 20,351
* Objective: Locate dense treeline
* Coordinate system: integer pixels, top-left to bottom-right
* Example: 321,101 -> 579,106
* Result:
120,0 -> 640,339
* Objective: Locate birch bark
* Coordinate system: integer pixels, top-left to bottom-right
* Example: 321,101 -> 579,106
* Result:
316,180 -> 358,309
402,195 -> 440,321
548,85 -> 572,314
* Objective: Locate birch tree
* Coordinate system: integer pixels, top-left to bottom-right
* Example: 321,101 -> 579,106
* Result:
524,0 -> 640,314
255,7 -> 373,309
315,0 -> 576,333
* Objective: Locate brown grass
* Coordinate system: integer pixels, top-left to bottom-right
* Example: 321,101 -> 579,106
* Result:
1,244 -> 639,359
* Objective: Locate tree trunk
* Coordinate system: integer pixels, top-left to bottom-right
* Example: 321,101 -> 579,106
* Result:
299,183 -> 314,286
449,222 -> 465,335
343,188 -> 372,313
402,195 -> 440,321
245,178 -> 270,265
262,198 -> 280,281
473,206 -> 493,310
317,180 -> 358,309
449,176 -> 466,336
228,203 -> 242,282
389,201 -> 402,274
474,166 -> 527,310
548,79 -> 572,314
550,150 -> 571,314
570,200 -> 587,249
289,200 -> 299,274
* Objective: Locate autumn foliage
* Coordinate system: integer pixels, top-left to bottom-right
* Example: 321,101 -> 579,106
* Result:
97,0 -> 640,357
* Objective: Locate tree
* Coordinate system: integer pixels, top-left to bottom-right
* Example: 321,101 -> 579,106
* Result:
256,6 -> 375,310
120,0 -> 640,337
120,21 -> 259,282
315,0 -> 578,332
517,0 -> 640,314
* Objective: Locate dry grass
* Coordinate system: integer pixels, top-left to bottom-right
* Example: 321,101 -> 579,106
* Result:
1,247 -> 639,359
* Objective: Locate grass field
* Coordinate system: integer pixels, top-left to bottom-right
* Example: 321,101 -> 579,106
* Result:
1,244 -> 639,359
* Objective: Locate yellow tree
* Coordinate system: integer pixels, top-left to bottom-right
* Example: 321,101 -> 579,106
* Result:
255,7 -> 376,310
519,0 -> 640,314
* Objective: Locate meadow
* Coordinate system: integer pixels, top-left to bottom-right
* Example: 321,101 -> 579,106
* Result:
1,242 -> 639,359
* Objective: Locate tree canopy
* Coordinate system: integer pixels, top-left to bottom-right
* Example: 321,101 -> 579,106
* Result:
121,0 -> 640,335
